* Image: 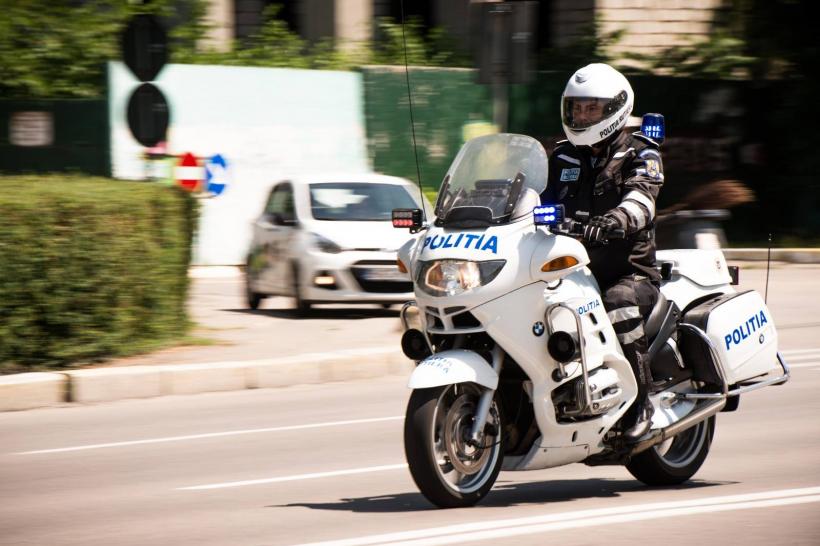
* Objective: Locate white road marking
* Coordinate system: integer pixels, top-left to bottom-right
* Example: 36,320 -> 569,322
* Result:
290,486 -> 820,546
781,348 -> 820,356
15,416 -> 403,455
178,463 -> 409,490
788,362 -> 820,369
785,355 -> 820,363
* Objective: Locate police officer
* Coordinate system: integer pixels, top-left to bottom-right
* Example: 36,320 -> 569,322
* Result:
541,63 -> 664,441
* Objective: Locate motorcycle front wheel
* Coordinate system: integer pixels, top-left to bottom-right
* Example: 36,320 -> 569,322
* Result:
626,416 -> 715,486
404,383 -> 504,508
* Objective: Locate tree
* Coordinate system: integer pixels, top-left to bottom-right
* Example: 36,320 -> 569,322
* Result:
0,0 -> 211,98
0,0 -> 127,97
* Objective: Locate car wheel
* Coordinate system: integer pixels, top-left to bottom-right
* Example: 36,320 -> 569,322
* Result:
247,284 -> 263,310
245,259 -> 264,310
292,263 -> 312,316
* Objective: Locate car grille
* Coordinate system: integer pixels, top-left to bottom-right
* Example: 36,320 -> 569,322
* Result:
350,260 -> 412,294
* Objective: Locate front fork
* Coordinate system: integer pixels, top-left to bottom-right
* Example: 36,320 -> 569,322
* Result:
468,343 -> 505,446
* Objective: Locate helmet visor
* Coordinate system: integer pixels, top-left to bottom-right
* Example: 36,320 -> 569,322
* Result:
563,91 -> 628,130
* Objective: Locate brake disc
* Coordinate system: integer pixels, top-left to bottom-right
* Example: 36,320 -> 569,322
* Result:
443,394 -> 491,475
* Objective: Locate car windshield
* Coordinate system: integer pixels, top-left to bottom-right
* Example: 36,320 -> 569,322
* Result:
435,133 -> 548,227
309,182 -> 420,221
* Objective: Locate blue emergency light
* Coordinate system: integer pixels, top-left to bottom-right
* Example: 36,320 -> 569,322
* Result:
533,204 -> 565,226
641,113 -> 665,144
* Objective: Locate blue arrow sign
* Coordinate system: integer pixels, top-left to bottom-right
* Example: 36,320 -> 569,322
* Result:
205,154 -> 228,196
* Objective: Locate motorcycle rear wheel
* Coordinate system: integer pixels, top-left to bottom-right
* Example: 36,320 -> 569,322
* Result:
626,416 -> 715,486
404,383 -> 504,508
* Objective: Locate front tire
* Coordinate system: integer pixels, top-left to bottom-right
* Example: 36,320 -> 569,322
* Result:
626,416 -> 715,486
404,383 -> 504,508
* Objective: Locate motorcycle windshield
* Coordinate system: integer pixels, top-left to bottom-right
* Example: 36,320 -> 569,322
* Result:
434,133 -> 548,227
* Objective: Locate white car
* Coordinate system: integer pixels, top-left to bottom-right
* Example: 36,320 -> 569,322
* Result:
246,173 -> 431,313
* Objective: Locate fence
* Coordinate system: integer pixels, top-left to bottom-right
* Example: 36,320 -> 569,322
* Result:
0,99 -> 109,176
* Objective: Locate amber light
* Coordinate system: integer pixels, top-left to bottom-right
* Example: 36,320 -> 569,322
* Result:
541,256 -> 579,272
397,259 -> 408,273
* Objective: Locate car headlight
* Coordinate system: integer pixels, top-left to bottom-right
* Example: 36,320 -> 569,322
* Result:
416,260 -> 506,297
310,233 -> 344,254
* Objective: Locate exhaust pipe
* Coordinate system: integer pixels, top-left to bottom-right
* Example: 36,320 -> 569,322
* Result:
630,397 -> 726,456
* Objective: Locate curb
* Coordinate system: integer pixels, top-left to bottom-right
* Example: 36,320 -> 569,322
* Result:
0,373 -> 67,411
1,347 -> 413,412
723,248 -> 820,263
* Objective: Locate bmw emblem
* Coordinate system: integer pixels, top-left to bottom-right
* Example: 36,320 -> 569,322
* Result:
759,334 -> 765,344
533,322 -> 545,336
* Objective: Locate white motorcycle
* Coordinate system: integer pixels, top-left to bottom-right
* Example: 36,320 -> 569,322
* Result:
392,133 -> 790,508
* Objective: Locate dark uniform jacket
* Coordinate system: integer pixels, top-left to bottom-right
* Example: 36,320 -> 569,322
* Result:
541,129 -> 664,287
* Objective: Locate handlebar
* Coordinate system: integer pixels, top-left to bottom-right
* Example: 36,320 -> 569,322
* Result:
552,219 -> 626,242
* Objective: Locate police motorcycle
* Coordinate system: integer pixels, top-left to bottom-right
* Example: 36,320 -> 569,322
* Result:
392,132 -> 790,508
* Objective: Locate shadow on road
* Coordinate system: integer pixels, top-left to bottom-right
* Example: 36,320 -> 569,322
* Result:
224,307 -> 400,320
272,477 -> 736,513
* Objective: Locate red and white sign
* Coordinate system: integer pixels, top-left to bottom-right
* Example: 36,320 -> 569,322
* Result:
176,152 -> 202,192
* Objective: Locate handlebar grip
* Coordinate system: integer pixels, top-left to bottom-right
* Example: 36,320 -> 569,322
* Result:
609,228 -> 626,239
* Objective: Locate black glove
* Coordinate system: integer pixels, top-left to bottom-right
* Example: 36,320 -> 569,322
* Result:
583,215 -> 621,244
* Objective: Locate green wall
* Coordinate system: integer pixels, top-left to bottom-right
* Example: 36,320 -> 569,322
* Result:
362,66 -> 494,196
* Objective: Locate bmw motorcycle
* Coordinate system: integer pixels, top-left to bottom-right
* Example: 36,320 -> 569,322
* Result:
392,133 -> 790,508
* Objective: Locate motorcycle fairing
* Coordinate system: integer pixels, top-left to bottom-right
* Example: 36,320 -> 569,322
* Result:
408,349 -> 499,390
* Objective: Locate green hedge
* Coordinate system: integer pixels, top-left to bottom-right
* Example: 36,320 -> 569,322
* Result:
0,176 -> 197,373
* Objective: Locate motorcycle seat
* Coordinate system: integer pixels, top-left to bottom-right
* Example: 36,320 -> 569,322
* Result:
645,292 -> 669,341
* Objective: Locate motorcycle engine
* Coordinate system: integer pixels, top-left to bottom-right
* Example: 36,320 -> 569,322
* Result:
552,366 -> 622,421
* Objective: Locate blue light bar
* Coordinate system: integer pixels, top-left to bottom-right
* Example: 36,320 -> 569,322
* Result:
641,113 -> 665,144
533,204 -> 565,226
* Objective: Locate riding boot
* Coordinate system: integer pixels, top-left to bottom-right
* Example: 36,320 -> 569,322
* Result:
623,351 -> 655,442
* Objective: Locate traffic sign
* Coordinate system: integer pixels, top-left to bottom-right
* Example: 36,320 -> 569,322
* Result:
205,154 -> 229,196
177,152 -> 200,192
122,14 -> 168,82
126,83 -> 169,148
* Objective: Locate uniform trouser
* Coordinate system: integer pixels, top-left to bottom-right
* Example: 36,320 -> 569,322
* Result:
601,275 -> 660,415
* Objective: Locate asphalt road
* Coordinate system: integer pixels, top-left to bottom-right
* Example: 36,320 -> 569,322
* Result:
2,263 -> 819,545
2,353 -> 820,546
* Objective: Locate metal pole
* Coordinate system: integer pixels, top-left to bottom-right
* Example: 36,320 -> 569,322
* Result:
493,80 -> 508,132
490,3 -> 510,132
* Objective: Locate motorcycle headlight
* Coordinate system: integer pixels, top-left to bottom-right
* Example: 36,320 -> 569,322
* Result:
416,260 -> 506,297
310,233 -> 344,254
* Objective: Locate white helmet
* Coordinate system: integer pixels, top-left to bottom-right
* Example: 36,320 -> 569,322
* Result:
561,63 -> 634,147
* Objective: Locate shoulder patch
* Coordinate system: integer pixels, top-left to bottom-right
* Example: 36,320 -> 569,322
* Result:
644,158 -> 662,180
